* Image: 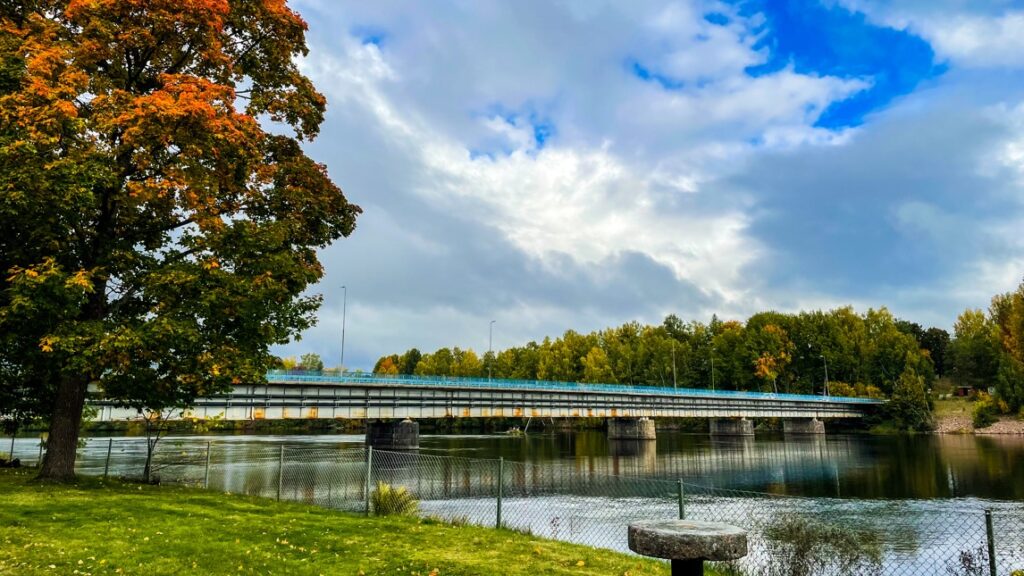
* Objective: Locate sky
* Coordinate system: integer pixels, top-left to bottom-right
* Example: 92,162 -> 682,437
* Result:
274,0 -> 1024,370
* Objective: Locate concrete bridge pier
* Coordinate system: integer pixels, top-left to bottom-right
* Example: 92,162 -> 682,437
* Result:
783,418 -> 825,435
710,418 -> 755,437
607,417 -> 656,440
366,418 -> 419,449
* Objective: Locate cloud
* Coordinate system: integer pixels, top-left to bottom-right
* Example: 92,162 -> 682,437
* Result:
269,1 -> 1024,368
728,93 -> 1024,326
838,1 -> 1024,68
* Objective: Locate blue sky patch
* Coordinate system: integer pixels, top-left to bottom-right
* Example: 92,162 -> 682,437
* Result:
351,25 -> 388,47
629,58 -> 685,90
705,12 -> 730,26
471,104 -> 557,155
738,0 -> 943,129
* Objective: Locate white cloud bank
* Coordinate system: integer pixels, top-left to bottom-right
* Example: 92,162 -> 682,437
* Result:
272,0 -> 1024,368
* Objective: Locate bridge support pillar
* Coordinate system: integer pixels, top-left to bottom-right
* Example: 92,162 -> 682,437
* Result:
710,418 -> 755,437
607,417 -> 656,440
366,418 -> 419,450
783,418 -> 825,435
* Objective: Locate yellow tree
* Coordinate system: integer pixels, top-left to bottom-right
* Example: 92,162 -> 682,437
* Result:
749,324 -> 794,393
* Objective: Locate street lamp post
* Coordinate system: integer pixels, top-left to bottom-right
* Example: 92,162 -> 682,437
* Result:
488,320 -> 496,382
710,347 -> 716,391
340,285 -> 347,373
671,341 -> 678,390
821,354 -> 830,397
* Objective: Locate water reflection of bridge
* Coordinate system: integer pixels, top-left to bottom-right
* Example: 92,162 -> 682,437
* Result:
203,436 -> 868,503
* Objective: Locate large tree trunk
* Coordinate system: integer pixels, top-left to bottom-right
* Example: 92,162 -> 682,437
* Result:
37,374 -> 88,481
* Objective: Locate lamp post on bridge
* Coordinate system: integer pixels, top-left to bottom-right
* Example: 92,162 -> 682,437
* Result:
671,340 -> 677,390
340,285 -> 347,373
488,320 -> 496,382
821,354 -> 830,397
710,347 -> 716,391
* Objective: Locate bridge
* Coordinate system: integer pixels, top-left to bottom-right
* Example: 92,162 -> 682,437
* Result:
92,371 -> 882,448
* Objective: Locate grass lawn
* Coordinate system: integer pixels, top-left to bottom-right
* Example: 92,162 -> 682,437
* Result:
933,397 -> 972,419
0,468 -> 670,576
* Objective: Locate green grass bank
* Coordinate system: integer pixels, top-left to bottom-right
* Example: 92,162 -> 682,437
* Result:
0,469 -> 671,576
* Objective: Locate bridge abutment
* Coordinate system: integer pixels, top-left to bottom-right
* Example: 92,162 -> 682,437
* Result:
366,419 -> 420,450
710,418 -> 755,437
607,417 -> 656,440
782,418 -> 825,435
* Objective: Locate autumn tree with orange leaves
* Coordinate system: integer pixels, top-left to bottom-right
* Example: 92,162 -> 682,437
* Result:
0,1 -> 359,480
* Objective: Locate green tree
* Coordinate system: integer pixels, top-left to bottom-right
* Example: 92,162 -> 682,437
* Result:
298,353 -> 324,372
886,365 -> 934,431
711,321 -> 749,391
0,1 -> 359,480
451,347 -> 482,377
537,333 -> 588,382
581,346 -> 616,383
950,309 -> 999,388
990,282 -> 1024,411
921,327 -> 950,377
397,348 -> 422,375
864,308 -> 931,394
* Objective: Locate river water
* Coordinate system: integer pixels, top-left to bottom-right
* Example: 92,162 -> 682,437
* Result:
7,430 -> 1024,573
10,430 -> 1024,500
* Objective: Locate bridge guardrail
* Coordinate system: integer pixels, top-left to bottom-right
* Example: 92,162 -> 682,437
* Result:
265,370 -> 883,405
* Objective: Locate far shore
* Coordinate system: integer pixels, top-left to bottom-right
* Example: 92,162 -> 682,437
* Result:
934,398 -> 1024,435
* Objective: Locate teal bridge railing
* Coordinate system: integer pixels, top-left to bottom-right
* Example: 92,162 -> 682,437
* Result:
265,370 -> 883,406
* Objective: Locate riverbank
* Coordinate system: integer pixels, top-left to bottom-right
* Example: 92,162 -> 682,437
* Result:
933,398 -> 1024,434
0,469 -> 672,576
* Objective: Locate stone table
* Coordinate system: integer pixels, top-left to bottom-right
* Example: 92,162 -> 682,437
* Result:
628,519 -> 748,576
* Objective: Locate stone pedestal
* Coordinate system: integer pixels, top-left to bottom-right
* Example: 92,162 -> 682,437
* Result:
607,417 -> 656,440
366,419 -> 419,449
709,418 -> 754,437
628,519 -> 748,576
783,418 -> 826,435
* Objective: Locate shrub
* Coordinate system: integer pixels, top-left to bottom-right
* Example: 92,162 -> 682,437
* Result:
760,514 -> 883,576
370,481 -> 419,517
944,547 -> 988,576
828,382 -> 856,397
972,393 -> 999,429
422,514 -> 468,527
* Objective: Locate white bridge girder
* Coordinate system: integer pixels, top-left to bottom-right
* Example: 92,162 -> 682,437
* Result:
91,381 -> 871,422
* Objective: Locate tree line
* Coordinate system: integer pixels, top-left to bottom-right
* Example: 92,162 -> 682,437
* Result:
948,278 -> 1024,416
376,307 -> 937,414
375,278 -> 1024,427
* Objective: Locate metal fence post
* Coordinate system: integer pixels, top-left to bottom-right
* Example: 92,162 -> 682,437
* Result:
203,441 -> 211,489
986,509 -> 997,576
678,479 -> 685,519
102,438 -> 113,479
277,445 -> 284,502
496,457 -> 503,529
365,446 -> 374,516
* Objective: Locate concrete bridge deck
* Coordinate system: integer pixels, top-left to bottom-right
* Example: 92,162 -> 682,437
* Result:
91,371 -> 881,422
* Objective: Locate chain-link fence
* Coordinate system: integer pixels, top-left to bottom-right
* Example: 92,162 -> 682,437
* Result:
39,439 -> 1024,576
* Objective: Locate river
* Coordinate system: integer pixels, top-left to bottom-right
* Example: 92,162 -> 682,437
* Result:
6,430 -> 1024,573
